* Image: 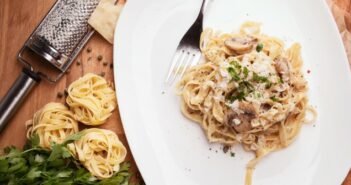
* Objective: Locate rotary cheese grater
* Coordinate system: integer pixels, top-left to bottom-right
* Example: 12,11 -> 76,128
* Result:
0,0 -> 100,132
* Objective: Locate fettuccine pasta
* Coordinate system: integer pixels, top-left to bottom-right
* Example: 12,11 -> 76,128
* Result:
66,73 -> 117,125
177,22 -> 317,185
26,102 -> 78,149
69,128 -> 127,179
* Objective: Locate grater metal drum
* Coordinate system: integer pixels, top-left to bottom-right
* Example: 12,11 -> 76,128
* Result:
0,0 -> 100,132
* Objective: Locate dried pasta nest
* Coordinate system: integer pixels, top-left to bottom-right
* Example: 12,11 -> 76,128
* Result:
26,102 -> 78,149
66,73 -> 117,125
68,128 -> 127,179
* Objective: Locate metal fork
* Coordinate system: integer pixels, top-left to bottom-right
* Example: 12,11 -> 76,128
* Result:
165,0 -> 209,85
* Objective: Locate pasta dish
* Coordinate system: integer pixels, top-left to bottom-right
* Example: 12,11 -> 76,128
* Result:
177,22 -> 316,185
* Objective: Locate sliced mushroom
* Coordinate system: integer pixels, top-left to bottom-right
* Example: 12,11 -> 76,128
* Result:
223,102 -> 257,133
261,103 -> 272,111
274,57 -> 290,82
224,37 -> 257,55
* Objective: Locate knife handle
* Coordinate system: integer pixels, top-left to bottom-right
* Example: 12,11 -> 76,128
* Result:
0,68 -> 40,132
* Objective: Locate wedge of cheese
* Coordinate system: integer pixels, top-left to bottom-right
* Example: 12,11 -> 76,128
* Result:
88,0 -> 125,44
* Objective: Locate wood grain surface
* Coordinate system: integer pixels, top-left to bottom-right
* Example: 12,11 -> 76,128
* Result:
0,0 -> 142,183
0,0 -> 350,184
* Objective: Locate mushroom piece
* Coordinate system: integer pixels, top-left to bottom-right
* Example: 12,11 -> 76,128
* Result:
223,102 -> 257,133
261,103 -> 272,111
274,57 -> 291,82
224,37 -> 257,55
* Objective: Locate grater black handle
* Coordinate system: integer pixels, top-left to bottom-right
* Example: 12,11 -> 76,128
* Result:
0,68 -> 40,132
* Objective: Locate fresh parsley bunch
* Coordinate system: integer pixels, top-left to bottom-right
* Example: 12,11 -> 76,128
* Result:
0,133 -> 132,185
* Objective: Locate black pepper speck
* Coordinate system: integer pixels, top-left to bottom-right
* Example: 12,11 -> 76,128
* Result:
97,55 -> 103,61
57,92 -> 63,98
222,146 -> 229,153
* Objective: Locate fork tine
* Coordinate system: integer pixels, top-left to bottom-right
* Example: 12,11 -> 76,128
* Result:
191,53 -> 201,67
164,0 -> 211,86
165,49 -> 183,83
179,52 -> 196,78
168,50 -> 190,85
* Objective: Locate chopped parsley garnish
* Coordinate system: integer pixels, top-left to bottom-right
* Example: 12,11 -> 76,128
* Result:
230,152 -> 235,157
256,43 -> 264,52
265,81 -> 273,89
238,81 -> 254,93
243,67 -> 249,78
226,60 -> 273,102
229,60 -> 242,70
227,60 -> 248,82
227,60 -> 252,82
227,81 -> 254,102
253,92 -> 262,98
234,92 -> 246,101
252,72 -> 269,83
252,72 -> 273,89
227,67 -> 240,81
278,76 -> 284,83
270,96 -> 280,102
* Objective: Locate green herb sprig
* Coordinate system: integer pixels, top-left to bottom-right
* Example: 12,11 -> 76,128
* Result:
0,132 -> 133,185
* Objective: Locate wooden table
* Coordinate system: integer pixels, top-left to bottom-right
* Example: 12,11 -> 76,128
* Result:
0,0 -> 350,184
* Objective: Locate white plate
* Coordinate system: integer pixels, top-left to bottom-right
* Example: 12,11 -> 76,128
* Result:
114,0 -> 351,184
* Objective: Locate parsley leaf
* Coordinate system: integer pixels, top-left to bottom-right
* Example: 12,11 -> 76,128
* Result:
252,72 -> 269,83
48,132 -> 84,162
243,67 -> 249,78
26,167 -> 41,180
98,162 -> 132,185
61,132 -> 85,146
256,43 -> 264,52
47,144 -> 65,162
227,67 -> 240,81
227,81 -> 254,102
270,96 -> 280,102
229,60 -> 241,70
29,134 -> 40,148
0,159 -> 9,173
226,60 -> 257,102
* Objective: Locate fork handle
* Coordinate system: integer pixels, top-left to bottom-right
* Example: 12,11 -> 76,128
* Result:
199,0 -> 210,19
